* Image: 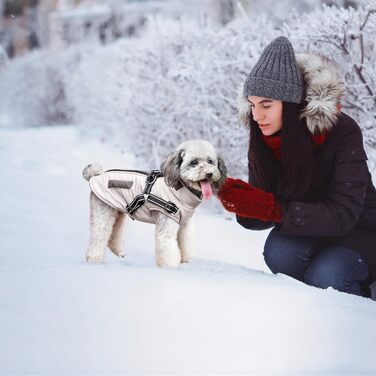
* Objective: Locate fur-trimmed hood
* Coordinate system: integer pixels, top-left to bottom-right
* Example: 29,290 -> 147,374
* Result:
237,54 -> 346,135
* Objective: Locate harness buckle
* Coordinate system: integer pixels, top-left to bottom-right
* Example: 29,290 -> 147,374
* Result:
164,201 -> 178,214
146,170 -> 160,185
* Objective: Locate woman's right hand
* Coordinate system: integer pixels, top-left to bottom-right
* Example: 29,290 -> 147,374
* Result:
217,178 -> 282,222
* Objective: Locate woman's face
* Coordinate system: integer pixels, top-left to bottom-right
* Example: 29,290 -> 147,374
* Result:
248,96 -> 283,136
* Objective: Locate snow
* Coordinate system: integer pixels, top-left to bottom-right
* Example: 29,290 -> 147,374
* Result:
1,126 -> 376,375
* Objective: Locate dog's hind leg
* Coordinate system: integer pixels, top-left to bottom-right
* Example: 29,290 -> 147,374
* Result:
86,193 -> 117,263
154,212 -> 180,267
108,212 -> 128,258
177,215 -> 196,263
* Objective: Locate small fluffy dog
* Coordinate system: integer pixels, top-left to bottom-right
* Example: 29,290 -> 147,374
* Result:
83,139 -> 227,267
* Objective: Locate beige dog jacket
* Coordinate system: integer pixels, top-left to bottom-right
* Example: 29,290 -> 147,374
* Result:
89,170 -> 202,224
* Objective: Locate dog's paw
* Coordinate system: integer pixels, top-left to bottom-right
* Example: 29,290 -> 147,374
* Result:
112,250 -> 126,259
108,245 -> 126,258
180,258 -> 191,264
86,254 -> 105,263
156,251 -> 180,268
180,249 -> 193,264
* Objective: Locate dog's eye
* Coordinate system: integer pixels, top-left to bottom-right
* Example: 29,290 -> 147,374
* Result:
207,159 -> 213,165
189,160 -> 198,167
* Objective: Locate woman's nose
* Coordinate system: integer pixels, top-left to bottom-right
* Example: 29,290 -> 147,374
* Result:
252,107 -> 264,122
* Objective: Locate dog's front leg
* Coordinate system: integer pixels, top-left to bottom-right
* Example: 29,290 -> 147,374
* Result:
177,215 -> 195,263
154,212 -> 180,267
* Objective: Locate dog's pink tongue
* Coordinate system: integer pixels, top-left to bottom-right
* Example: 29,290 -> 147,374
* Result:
200,181 -> 213,200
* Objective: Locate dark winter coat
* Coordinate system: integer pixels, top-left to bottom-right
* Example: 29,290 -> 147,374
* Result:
236,54 -> 376,283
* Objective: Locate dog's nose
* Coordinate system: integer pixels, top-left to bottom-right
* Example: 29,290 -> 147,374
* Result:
206,172 -> 213,179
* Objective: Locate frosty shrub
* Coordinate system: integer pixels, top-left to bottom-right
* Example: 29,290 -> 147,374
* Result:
0,48 -> 76,127
0,2 -> 375,176
64,16 -> 278,176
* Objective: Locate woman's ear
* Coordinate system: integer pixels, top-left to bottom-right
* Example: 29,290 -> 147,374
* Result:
214,153 -> 228,190
160,149 -> 184,189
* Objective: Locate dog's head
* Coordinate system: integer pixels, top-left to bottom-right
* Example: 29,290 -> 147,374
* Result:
161,140 -> 227,199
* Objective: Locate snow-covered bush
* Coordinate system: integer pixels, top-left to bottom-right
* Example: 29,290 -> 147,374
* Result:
65,17 -> 278,175
1,3 -> 375,176
0,48 -> 76,127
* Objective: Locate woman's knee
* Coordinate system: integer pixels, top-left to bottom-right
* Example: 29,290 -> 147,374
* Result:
263,228 -> 280,270
304,246 -> 369,295
263,228 -> 288,272
263,228 -> 316,280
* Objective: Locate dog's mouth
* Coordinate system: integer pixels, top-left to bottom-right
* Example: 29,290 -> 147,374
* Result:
182,177 -> 215,200
199,180 -> 213,200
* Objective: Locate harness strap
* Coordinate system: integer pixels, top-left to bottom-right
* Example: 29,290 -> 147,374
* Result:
126,194 -> 146,215
144,170 -> 161,194
126,170 -> 179,216
147,194 -> 179,215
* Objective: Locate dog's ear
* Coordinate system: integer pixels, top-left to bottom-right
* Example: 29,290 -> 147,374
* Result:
213,153 -> 228,189
161,149 -> 184,189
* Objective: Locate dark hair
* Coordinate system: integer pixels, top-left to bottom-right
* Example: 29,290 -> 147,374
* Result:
248,102 -> 314,202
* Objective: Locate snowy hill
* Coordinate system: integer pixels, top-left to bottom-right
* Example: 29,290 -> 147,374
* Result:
0,126 -> 375,374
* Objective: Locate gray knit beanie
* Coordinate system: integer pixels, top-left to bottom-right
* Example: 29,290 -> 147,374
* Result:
243,36 -> 304,103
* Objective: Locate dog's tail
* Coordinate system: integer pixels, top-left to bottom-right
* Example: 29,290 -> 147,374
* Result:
82,163 -> 103,181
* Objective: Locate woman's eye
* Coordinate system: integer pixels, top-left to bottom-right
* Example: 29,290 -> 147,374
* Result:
262,105 -> 271,109
190,160 -> 198,166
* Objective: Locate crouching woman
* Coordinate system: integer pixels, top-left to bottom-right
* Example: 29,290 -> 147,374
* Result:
218,36 -> 376,298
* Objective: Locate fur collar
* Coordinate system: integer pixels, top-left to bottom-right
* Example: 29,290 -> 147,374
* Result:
237,54 -> 346,135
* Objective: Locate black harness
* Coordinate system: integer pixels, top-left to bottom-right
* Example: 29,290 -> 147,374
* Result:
125,170 -> 179,216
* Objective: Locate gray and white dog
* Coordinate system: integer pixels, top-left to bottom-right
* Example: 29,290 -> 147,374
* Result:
82,139 -> 227,267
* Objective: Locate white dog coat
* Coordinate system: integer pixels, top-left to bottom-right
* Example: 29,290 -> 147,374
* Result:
89,170 -> 202,224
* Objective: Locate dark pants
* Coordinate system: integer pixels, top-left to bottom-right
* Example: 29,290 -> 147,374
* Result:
263,228 -> 370,296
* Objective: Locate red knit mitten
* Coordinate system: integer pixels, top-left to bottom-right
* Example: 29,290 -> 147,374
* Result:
218,178 -> 282,222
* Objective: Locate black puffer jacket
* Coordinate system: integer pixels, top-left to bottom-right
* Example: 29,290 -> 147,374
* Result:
236,54 -> 376,282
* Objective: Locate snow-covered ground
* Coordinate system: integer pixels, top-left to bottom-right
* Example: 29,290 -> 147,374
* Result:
1,126 -> 376,375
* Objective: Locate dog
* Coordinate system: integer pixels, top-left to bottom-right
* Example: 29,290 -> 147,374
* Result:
82,139 -> 227,267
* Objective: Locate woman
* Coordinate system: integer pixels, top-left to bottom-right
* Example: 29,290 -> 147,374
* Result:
218,36 -> 376,298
